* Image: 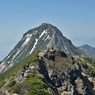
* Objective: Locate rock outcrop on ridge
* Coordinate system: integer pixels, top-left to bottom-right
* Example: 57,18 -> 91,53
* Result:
1,48 -> 95,95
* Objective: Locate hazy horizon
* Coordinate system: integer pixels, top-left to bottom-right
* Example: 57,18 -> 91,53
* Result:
0,0 -> 95,60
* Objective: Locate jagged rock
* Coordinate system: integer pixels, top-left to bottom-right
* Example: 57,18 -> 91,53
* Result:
11,93 -> 19,95
75,77 -> 87,95
50,74 -> 62,87
61,91 -> 72,95
90,71 -> 95,77
1,48 -> 95,95
0,89 -> 10,95
82,63 -> 88,69
0,89 -> 6,95
14,75 -> 22,83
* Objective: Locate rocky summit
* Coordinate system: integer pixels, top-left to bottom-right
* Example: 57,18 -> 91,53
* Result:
0,23 -> 87,73
0,48 -> 95,95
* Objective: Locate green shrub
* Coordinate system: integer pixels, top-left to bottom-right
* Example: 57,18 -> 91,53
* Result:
25,73 -> 51,95
6,77 -> 16,87
83,57 -> 93,63
77,58 -> 83,62
9,73 -> 52,95
0,81 -> 6,88
82,57 -> 95,72
27,89 -> 51,95
0,51 -> 38,84
48,63 -> 53,68
65,82 -> 70,85
53,69 -> 59,74
9,83 -> 28,95
88,65 -> 95,72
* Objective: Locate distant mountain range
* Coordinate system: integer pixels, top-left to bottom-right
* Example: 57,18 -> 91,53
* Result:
79,44 -> 95,58
0,23 -> 88,73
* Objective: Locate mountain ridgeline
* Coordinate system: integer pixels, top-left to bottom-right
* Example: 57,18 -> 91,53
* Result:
0,48 -> 95,95
79,44 -> 95,58
0,23 -> 88,73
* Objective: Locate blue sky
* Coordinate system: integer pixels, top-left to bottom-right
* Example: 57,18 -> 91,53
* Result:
0,0 -> 95,60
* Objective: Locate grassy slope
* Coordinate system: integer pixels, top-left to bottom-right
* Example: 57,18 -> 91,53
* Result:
0,51 -> 38,87
8,73 -> 52,95
0,50 -> 52,95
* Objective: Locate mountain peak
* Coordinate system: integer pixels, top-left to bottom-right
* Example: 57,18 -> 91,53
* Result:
0,23 -> 88,73
40,23 -> 59,31
41,23 -> 50,26
82,44 -> 91,47
79,44 -> 95,58
40,23 -> 53,29
41,23 -> 55,26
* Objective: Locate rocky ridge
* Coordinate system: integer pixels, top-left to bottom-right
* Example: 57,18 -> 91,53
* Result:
1,48 -> 95,95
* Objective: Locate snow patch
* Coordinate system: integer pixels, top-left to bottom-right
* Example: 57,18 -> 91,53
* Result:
48,37 -> 51,40
30,38 -> 38,54
0,62 -> 4,67
0,62 -> 5,72
39,30 -> 47,38
34,31 -> 38,35
65,46 -> 68,51
4,63 -> 14,72
21,34 -> 32,47
44,35 -> 51,41
12,51 -> 20,61
45,31 -> 47,34
42,37 -> 45,40
7,54 -> 12,59
29,29 -> 50,54
8,61 -> 10,63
